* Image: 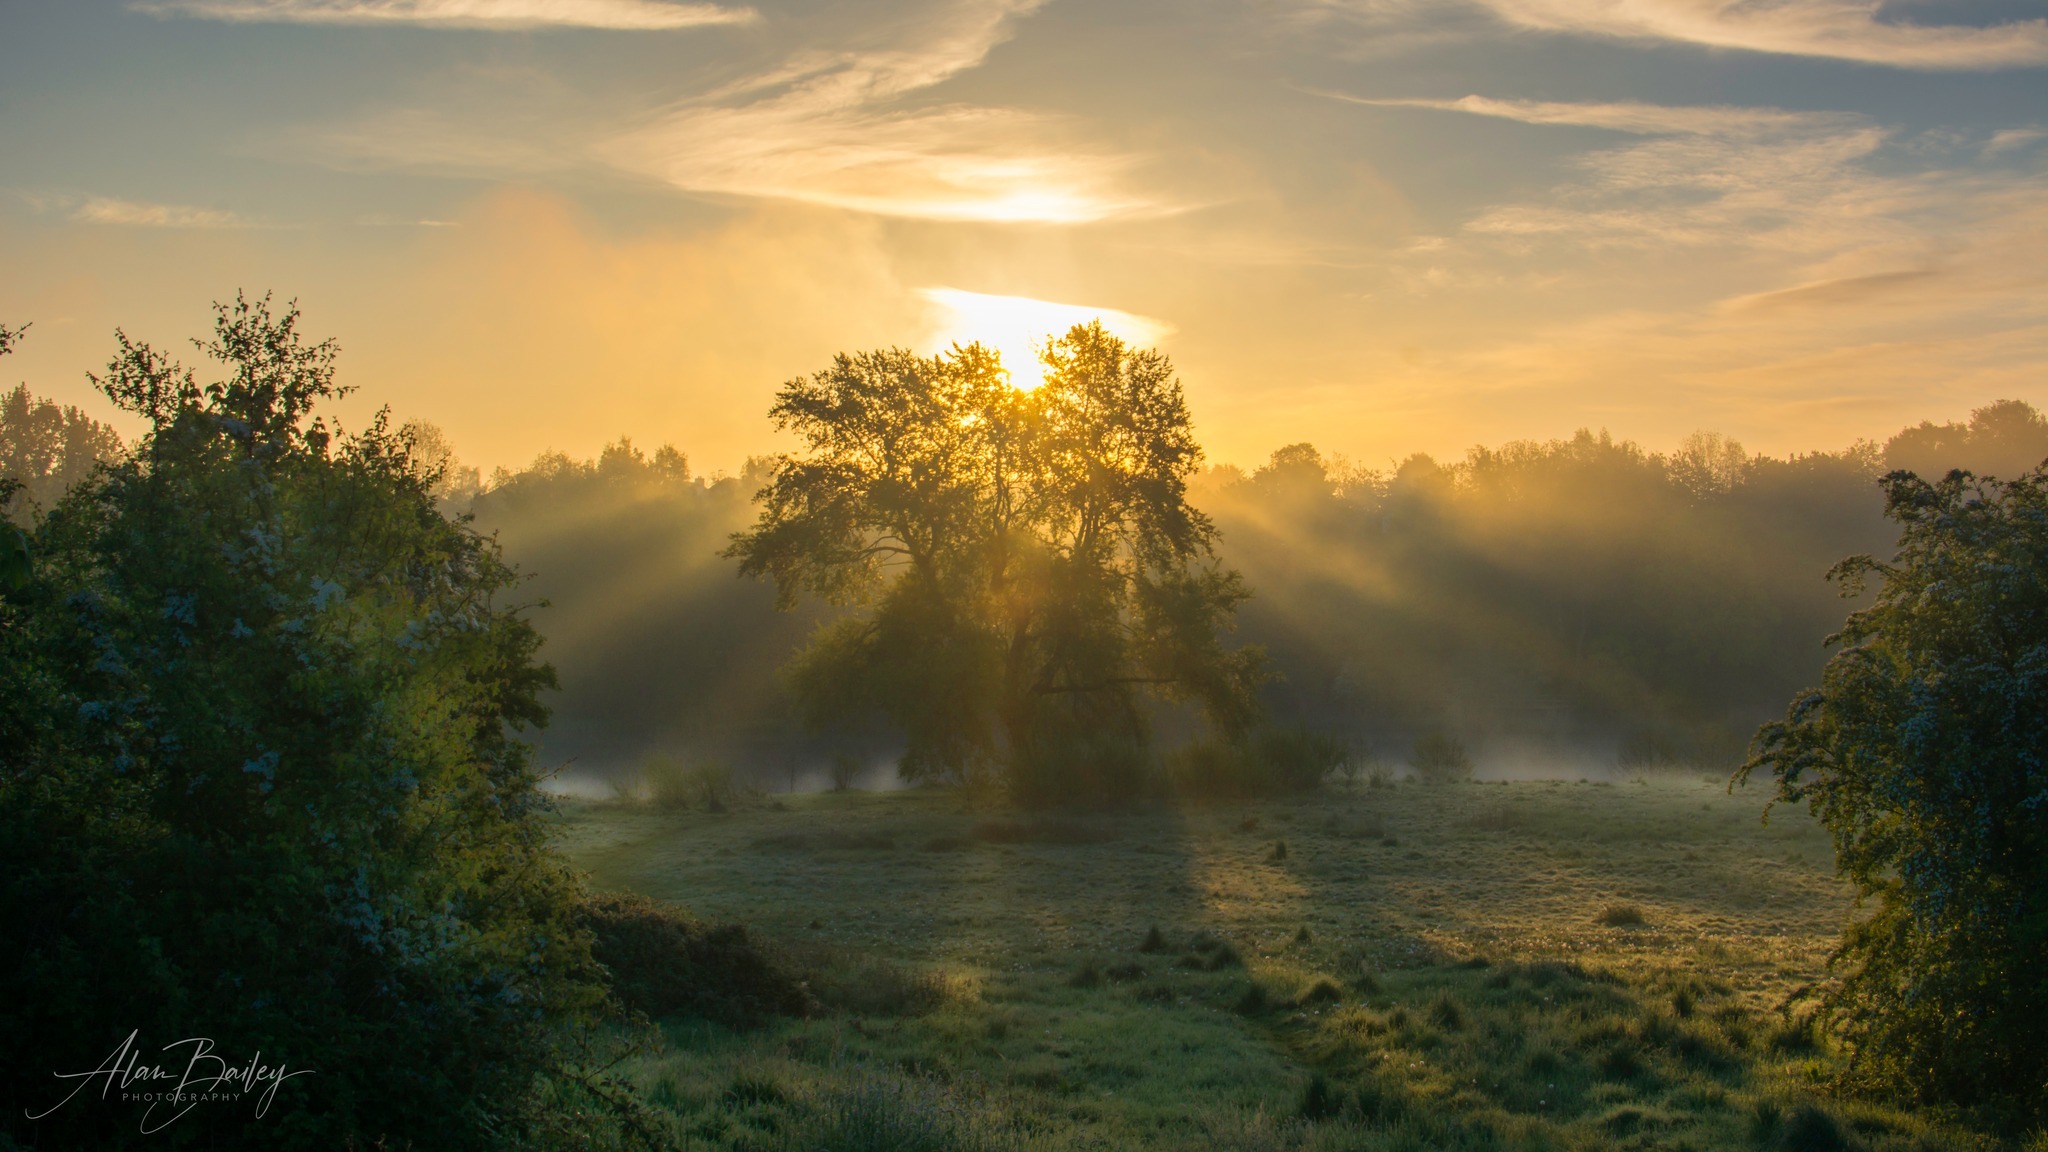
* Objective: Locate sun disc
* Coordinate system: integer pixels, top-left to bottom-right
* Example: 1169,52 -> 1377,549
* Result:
918,287 -> 1176,390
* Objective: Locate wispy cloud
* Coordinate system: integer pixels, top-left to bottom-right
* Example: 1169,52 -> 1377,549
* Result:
1477,0 -> 2048,69
131,0 -> 755,30
1350,93 -> 1906,253
1317,89 -> 2048,443
69,196 -> 257,228
600,0 -> 1170,223
1722,267 -> 1941,311
1322,92 -> 1850,137
1984,127 -> 2046,156
1305,0 -> 2048,69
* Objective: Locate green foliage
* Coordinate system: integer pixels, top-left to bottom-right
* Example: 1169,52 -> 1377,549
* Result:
828,750 -> 862,791
579,892 -> 813,1027
727,324 -> 1266,801
0,297 -> 624,1149
1410,731 -> 1474,783
1166,727 -> 1350,799
1741,465 -> 2048,1121
640,754 -> 733,811
645,753 -> 695,808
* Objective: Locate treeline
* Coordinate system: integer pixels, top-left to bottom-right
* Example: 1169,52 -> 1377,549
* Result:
1201,433 -> 1889,767
450,401 -> 2045,780
1204,402 -> 2044,764
462,444 -> 830,777
6,336 -> 2043,780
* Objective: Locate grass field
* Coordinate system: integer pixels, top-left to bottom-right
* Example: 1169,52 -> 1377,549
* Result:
555,776 -> 2005,1151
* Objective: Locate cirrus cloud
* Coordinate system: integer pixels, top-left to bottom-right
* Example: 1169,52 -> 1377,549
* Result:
599,0 -> 1174,223
1303,0 -> 2048,69
1318,91 -> 1855,136
130,0 -> 756,30
70,195 -> 259,228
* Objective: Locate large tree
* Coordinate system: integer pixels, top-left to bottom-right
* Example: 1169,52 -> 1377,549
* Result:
728,322 -> 1263,800
1740,465 -> 2048,1122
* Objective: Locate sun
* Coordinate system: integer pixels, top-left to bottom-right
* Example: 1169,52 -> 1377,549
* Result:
918,288 -> 1176,389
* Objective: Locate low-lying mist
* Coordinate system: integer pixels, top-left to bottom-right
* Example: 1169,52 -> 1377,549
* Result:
12,373 -> 2030,791
420,401 -> 2048,788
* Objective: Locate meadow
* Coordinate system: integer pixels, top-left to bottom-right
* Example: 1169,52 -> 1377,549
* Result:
555,776 -> 2003,1151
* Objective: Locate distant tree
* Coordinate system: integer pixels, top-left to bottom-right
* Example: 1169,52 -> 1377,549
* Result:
1884,398 -> 2048,481
728,322 -> 1265,801
1668,430 -> 1752,498
1409,731 -> 1473,783
398,419 -> 484,510
0,297 -> 635,1149
1,325 -> 126,522
1740,465 -> 2048,1122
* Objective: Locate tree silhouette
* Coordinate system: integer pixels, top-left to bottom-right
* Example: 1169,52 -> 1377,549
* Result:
728,322 -> 1263,800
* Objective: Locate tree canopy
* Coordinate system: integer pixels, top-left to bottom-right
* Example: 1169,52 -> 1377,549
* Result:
1740,464 -> 2048,1122
727,322 -> 1264,800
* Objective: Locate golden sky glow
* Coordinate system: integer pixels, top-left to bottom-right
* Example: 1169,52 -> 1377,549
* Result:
920,288 -> 1175,389
1,0 -> 2043,474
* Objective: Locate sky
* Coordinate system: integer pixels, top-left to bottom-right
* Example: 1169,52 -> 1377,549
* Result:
1,0 -> 2044,476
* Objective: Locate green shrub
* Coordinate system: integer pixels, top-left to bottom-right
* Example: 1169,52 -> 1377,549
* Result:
643,754 -> 731,810
578,892 -> 814,1027
1410,731 -> 1474,783
829,750 -> 862,792
1006,728 -> 1150,806
1167,726 -> 1348,798
0,298 -> 623,1149
645,753 -> 694,808
1742,465 -> 2048,1122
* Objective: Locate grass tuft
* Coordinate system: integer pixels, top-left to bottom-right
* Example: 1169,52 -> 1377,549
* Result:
1597,902 -> 1648,927
1234,982 -> 1271,1015
1298,1073 -> 1342,1121
1426,991 -> 1467,1031
1296,978 -> 1343,1007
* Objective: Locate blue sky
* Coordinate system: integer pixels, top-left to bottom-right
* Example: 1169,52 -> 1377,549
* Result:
2,0 -> 2043,473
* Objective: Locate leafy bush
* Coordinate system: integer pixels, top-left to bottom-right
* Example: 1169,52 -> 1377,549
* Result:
0,298 -> 624,1149
642,754 -> 732,810
1006,727 -> 1150,806
829,750 -> 862,791
1742,465 -> 2048,1123
578,892 -> 813,1027
1167,727 -> 1348,798
1410,731 -> 1474,783
645,753 -> 693,808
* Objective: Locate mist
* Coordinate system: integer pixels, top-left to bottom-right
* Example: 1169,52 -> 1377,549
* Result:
458,401 -> 2046,790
